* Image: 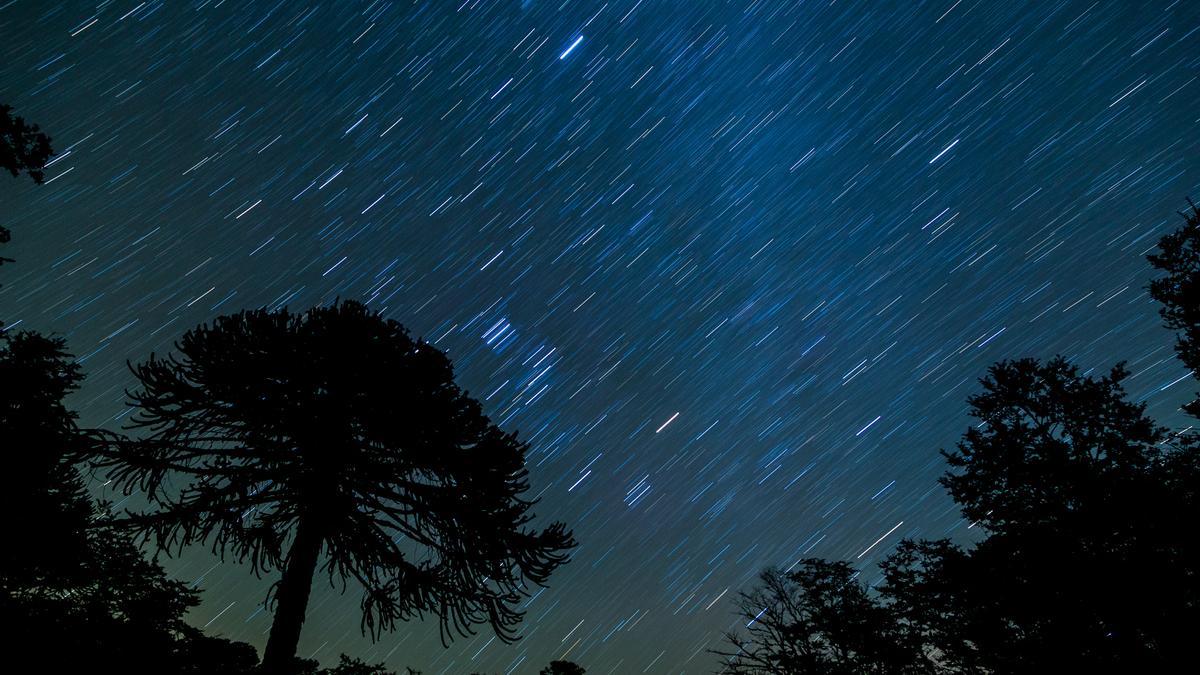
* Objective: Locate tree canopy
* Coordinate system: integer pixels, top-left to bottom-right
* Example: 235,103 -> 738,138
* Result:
1148,200 -> 1200,414
0,103 -> 51,184
719,358 -> 1198,673
931,358 -> 1194,669
91,300 -> 575,673
0,330 -> 259,674
1,103 -> 53,271
719,203 -> 1200,673
715,560 -> 930,675
539,661 -> 587,675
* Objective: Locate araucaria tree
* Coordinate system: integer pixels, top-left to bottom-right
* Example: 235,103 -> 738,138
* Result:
92,301 -> 575,674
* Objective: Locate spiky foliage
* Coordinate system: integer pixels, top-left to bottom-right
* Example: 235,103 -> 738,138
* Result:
91,301 -> 574,671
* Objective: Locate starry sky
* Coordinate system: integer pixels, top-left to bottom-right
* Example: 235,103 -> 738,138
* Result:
2,0 -> 1199,672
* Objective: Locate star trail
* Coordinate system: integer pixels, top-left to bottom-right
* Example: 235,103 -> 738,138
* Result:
2,1 -> 1199,673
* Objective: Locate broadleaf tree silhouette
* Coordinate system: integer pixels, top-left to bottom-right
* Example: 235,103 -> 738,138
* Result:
0,103 -> 52,184
717,204 -> 1200,673
0,102 -> 53,268
0,330 -> 262,674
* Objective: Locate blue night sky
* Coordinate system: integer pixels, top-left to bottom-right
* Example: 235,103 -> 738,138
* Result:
2,1 -> 1199,672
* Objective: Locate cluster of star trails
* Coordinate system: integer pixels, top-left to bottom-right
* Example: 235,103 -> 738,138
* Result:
2,1 -> 1198,672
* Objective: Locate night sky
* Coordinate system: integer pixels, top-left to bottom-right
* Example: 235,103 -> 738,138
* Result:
2,1 -> 1199,672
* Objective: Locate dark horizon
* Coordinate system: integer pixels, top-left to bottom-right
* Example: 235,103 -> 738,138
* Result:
3,1 -> 1199,672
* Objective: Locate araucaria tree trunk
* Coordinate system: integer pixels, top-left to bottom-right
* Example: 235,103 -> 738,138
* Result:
261,515 -> 324,674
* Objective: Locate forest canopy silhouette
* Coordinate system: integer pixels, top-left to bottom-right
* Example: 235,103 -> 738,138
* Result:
2,101 -> 1199,673
714,204 -> 1200,674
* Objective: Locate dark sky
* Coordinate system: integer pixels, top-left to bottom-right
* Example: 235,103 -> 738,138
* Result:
3,1 -> 1199,672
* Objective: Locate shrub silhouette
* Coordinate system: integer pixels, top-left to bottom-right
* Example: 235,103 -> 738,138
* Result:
91,300 -> 575,673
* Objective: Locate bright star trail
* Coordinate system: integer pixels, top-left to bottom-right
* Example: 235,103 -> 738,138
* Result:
2,1 -> 1198,673
560,35 -> 584,60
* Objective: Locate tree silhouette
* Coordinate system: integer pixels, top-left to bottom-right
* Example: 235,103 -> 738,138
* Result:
91,301 -> 575,674
718,202 -> 1200,672
876,540 -> 975,674
1,330 -> 93,586
539,660 -> 586,675
886,357 -> 1197,670
0,104 -> 52,184
0,330 -> 258,674
1,103 -> 53,268
289,654 -> 399,675
713,560 -> 929,674
940,357 -> 1166,537
1148,199 -> 1200,415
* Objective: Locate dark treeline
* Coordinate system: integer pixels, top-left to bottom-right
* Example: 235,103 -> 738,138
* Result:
4,103 -> 1200,674
714,205 -> 1200,674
